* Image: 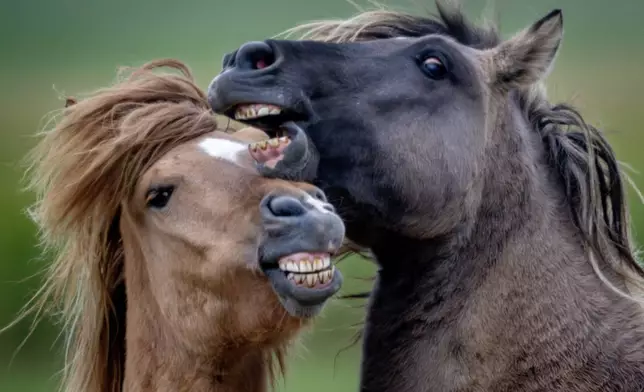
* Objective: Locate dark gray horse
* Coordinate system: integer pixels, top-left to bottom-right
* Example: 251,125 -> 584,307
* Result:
208,2 -> 644,391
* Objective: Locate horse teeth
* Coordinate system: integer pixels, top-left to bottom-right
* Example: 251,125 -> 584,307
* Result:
268,138 -> 280,148
284,269 -> 334,287
279,254 -> 336,287
279,260 -> 289,272
279,136 -> 289,144
234,104 -> 283,120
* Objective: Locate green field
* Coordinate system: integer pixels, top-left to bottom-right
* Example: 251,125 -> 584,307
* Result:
1,0 -> 643,390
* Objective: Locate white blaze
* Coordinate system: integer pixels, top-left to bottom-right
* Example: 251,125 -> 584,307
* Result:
198,138 -> 247,166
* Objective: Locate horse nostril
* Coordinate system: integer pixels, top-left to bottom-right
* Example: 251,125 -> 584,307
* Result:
267,195 -> 307,218
310,188 -> 328,203
234,41 -> 275,71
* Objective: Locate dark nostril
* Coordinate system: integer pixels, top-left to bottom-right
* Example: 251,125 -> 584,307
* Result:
310,188 -> 328,203
221,51 -> 235,69
234,41 -> 275,71
267,195 -> 307,218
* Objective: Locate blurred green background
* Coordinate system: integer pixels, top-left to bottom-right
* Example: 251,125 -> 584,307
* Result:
0,0 -> 642,391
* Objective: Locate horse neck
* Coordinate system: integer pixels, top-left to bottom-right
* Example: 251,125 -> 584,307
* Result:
120,241 -> 269,392
375,100 -> 635,314
365,102 -> 644,390
123,317 -> 268,392
371,103 -> 575,290
121,274 -> 270,392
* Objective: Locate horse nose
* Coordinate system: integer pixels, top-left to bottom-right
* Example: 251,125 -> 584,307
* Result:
267,195 -> 308,217
260,191 -> 344,256
234,41 -> 275,71
264,193 -> 335,219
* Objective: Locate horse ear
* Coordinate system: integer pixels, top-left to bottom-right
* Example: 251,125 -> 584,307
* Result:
65,97 -> 77,108
492,9 -> 563,89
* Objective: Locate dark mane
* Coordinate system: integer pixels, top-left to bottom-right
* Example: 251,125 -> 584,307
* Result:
282,0 -> 644,323
280,1 -> 500,48
521,93 -> 644,289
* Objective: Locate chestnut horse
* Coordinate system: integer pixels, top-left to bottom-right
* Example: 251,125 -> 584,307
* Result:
12,59 -> 345,392
208,1 -> 644,391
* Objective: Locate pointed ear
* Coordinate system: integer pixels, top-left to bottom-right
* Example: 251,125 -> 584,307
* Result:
492,9 -> 563,90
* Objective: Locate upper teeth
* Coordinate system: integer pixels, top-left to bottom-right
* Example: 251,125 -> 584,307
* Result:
234,104 -> 282,120
278,255 -> 331,273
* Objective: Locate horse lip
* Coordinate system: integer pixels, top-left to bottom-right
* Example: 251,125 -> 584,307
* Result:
262,265 -> 343,318
207,72 -> 285,116
258,243 -> 344,318
207,72 -> 310,124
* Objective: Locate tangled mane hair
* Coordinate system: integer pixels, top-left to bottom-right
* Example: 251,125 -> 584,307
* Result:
10,59 -> 282,392
280,0 -> 644,339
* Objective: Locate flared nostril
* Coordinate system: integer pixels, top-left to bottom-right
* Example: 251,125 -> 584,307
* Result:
221,51 -> 235,69
234,41 -> 275,71
267,195 -> 307,218
310,188 -> 328,203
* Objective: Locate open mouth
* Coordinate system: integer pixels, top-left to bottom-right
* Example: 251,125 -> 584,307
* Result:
247,133 -> 290,168
261,251 -> 343,318
237,101 -> 341,318
276,251 -> 336,287
231,102 -> 307,133
230,103 -> 305,135
233,104 -> 291,166
233,103 -> 283,122
233,103 -> 316,176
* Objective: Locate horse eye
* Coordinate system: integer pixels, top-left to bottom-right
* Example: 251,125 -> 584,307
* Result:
146,186 -> 175,209
420,57 -> 447,80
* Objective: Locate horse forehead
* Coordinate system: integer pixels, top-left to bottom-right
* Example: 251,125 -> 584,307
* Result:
326,34 -> 456,60
364,34 -> 460,49
197,136 -> 250,167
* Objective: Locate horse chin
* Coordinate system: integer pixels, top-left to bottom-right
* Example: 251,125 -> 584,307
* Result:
261,253 -> 343,319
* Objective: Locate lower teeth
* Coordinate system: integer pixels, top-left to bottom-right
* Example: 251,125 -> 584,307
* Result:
287,267 -> 334,288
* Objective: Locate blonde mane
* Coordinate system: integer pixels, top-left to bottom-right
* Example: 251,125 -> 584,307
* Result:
14,59 -> 249,392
